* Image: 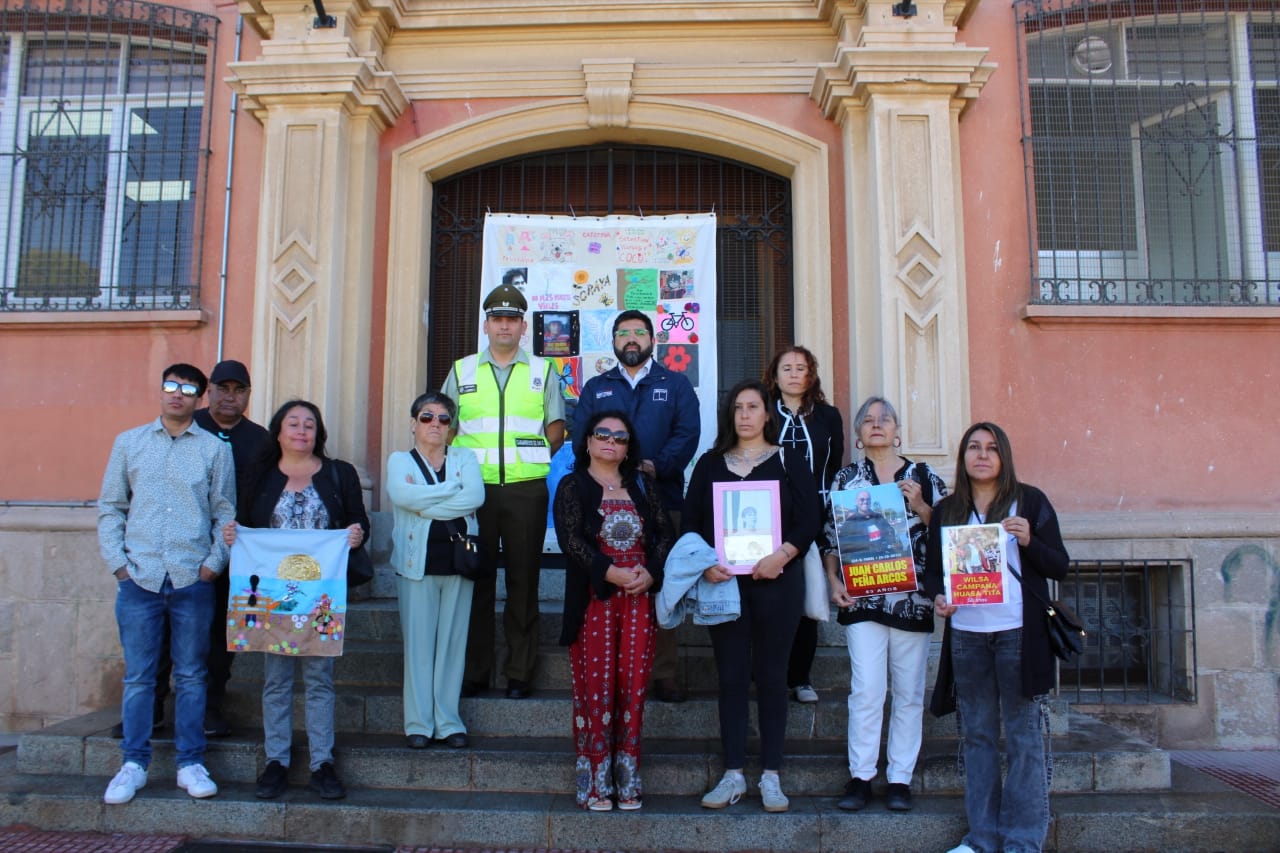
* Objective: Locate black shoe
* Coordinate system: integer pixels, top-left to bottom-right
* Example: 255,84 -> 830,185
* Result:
885,782 -> 914,811
255,760 -> 289,799
309,762 -> 347,800
837,777 -> 873,811
653,677 -> 687,703
460,681 -> 484,698
406,734 -> 430,749
505,679 -> 531,699
443,732 -> 469,749
203,708 -> 232,738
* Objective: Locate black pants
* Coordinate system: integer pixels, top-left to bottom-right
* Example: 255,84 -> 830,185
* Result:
707,563 -> 803,770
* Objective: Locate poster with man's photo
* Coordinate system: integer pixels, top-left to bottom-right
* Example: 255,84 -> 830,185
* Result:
941,523 -> 1007,606
830,483 -> 915,597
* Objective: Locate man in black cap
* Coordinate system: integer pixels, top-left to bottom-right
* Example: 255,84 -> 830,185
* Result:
444,281 -> 565,699
193,359 -> 269,735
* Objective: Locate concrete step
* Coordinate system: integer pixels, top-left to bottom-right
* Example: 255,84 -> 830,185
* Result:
228,641 -> 858,693
20,707 -> 1151,798
0,751 -> 1272,853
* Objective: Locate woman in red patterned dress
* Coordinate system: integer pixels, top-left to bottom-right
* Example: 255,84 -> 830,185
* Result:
553,409 -> 675,811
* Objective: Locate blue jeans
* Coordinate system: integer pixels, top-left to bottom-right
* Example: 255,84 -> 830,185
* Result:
951,628 -> 1049,853
116,576 -> 214,770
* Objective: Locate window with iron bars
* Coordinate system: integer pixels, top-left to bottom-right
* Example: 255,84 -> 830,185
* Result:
1017,0 -> 1280,306
1056,559 -> 1196,704
0,0 -> 216,312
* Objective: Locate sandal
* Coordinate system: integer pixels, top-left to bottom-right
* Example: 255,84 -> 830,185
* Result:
587,796 -> 613,811
617,797 -> 642,811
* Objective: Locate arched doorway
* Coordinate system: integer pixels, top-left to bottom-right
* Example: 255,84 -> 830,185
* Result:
425,145 -> 793,396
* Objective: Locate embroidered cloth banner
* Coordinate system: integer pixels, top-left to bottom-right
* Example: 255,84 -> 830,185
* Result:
227,527 -> 350,657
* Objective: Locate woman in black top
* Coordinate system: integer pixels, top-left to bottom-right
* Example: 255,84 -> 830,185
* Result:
762,345 -> 844,704
683,380 -> 823,813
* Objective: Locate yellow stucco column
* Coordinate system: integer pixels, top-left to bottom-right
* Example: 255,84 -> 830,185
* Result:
227,0 -> 407,475
813,0 -> 993,471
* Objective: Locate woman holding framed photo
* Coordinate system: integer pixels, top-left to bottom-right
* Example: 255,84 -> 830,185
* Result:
682,379 -> 823,813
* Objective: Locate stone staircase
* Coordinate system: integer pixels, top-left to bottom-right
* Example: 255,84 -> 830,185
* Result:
4,558 -> 1278,851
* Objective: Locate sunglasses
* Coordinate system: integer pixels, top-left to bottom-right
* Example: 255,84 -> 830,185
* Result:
590,428 -> 630,445
162,379 -> 200,398
416,412 -> 453,426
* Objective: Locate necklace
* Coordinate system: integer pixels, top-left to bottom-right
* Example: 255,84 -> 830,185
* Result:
725,444 -> 774,469
587,469 -> 623,491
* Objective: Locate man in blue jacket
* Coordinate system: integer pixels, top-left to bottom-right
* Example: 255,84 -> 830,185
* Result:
574,309 -> 700,701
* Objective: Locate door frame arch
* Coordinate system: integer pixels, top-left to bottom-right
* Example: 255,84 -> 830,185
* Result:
381,96 -> 832,483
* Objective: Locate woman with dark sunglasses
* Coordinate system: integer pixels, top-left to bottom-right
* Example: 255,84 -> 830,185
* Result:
553,409 -> 675,811
386,391 -> 485,750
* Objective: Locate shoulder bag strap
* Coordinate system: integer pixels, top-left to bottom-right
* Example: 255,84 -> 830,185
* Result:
409,448 -> 466,540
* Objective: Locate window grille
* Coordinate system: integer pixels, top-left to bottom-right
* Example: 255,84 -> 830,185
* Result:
0,0 -> 217,312
1057,559 -> 1196,704
1016,0 -> 1280,306
426,145 -> 794,397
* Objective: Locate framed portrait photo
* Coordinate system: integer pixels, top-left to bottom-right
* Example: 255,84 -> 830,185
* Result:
712,480 -> 782,574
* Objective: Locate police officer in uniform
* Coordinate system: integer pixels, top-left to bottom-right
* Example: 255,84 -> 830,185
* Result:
443,283 -> 565,698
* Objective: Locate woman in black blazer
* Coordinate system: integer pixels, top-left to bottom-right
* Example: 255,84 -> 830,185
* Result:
225,400 -> 369,802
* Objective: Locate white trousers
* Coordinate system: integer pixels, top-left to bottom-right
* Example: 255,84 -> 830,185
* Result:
398,573 -> 473,739
844,620 -> 931,785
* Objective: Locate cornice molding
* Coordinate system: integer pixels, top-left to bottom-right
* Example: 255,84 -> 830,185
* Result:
812,43 -> 994,122
227,56 -> 409,127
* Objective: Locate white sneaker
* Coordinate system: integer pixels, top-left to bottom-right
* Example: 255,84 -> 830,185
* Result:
793,684 -> 819,703
759,773 -> 790,813
103,761 -> 147,804
700,771 -> 747,809
177,763 -> 218,798
945,845 -> 979,853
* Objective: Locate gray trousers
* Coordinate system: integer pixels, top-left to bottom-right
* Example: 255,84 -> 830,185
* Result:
262,653 -> 335,771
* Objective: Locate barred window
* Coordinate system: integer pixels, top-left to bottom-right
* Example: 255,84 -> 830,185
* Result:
0,0 -> 217,312
1018,1 -> 1280,306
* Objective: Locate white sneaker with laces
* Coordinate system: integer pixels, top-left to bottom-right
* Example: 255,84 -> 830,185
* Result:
700,771 -> 747,809
103,761 -> 147,804
793,684 -> 819,703
177,763 -> 218,798
758,772 -> 790,813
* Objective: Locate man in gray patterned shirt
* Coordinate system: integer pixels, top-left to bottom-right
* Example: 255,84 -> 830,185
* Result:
97,363 -> 236,805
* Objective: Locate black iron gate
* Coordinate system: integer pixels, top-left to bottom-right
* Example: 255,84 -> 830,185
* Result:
426,145 -> 794,396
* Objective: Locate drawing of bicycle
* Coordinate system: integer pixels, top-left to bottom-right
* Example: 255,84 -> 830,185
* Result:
660,311 -> 695,333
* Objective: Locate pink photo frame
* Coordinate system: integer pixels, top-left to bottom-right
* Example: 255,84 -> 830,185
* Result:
712,480 -> 783,574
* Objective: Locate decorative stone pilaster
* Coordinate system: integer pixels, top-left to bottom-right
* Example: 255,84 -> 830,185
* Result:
813,0 -> 993,468
227,0 -> 407,475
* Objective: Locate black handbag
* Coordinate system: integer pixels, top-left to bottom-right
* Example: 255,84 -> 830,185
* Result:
1009,565 -> 1085,662
327,462 -> 374,588
410,449 -> 490,581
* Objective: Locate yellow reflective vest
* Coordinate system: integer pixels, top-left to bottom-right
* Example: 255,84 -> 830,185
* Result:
450,353 -> 553,484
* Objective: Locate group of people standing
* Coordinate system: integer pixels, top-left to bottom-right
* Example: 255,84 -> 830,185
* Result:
97,279 -> 1068,853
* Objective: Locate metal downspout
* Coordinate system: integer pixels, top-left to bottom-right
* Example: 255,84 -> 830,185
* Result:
215,14 -> 244,362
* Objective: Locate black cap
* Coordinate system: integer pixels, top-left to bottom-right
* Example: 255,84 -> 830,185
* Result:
209,359 -> 251,386
483,283 -> 527,317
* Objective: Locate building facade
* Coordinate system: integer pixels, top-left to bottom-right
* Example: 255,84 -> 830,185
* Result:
1,0 -> 1276,748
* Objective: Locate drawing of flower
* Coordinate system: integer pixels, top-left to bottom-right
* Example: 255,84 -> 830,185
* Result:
574,269 -> 590,284
663,346 -> 691,372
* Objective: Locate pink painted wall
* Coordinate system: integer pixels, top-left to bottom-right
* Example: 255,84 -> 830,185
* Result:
0,1 -> 264,502
957,2 -> 1279,512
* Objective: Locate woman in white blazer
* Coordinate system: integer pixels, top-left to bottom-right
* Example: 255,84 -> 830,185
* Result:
387,391 -> 485,749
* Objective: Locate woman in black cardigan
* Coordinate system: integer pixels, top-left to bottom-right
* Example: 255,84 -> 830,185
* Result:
762,345 -> 844,704
553,409 -> 674,812
923,422 -> 1069,853
226,400 -> 370,802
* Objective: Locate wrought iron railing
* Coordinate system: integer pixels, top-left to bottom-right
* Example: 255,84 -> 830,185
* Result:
1056,559 -> 1197,704
1016,0 -> 1280,306
0,0 -> 217,312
